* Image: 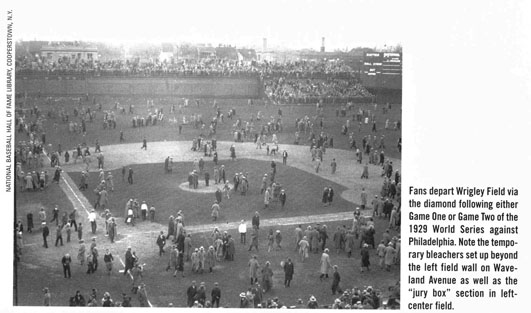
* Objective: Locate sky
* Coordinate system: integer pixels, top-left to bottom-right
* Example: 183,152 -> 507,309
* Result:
11,0 -> 404,50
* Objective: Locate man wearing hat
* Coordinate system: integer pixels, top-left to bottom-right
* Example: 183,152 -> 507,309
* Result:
384,241 -> 396,271
248,255 -> 260,285
272,230 -> 281,251
239,292 -> 251,308
211,282 -> 221,308
62,253 -> 72,278
156,231 -> 166,256
50,206 -> 59,226
88,209 -> 97,234
283,258 -> 294,287
238,220 -> 247,244
307,296 -> 319,309
279,189 -> 287,209
124,247 -> 134,276
360,243 -> 371,272
331,265 -> 341,295
195,282 -> 207,306
320,249 -> 333,281
187,281 -> 197,307
42,222 -> 50,248
252,211 -> 260,230
260,174 -> 268,194
211,201 -> 220,222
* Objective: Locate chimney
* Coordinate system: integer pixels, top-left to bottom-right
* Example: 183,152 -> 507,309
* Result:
263,38 -> 267,52
321,37 -> 325,53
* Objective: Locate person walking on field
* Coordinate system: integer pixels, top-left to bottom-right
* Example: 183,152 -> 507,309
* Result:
319,248 -> 333,281
330,159 -> 337,174
62,253 -> 72,278
248,226 -> 259,252
156,231 -> 166,256
42,222 -> 50,248
360,243 -> 371,272
299,236 -> 309,262
104,249 -> 114,275
283,257 -> 294,287
360,188 -> 367,210
248,255 -> 260,285
239,220 -> 247,244
211,201 -> 220,222
141,138 -> 147,150
331,265 -> 341,295
211,282 -> 221,308
384,242 -> 396,271
128,168 -> 134,184
279,189 -> 287,209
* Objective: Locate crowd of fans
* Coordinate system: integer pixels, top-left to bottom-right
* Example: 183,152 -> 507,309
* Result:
16,56 -> 361,80
14,53 -> 399,306
264,77 -> 372,104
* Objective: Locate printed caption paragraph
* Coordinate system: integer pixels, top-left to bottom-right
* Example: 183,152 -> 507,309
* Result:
408,186 -> 519,310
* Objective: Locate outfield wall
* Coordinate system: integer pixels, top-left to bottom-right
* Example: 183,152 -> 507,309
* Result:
15,76 -> 262,98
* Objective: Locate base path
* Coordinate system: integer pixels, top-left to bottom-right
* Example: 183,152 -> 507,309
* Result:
44,140 -> 397,306
184,210 -> 369,235
62,140 -> 400,207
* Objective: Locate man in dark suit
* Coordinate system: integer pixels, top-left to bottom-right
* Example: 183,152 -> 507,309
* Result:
124,247 -> 134,276
187,281 -> 197,307
282,150 -> 288,165
211,282 -> 221,308
156,231 -> 166,256
62,253 -> 72,278
284,258 -> 294,287
42,222 -> 49,248
252,212 -> 260,230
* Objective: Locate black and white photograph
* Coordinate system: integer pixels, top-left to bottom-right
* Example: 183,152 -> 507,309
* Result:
2,0 -> 530,312
8,0 -> 401,308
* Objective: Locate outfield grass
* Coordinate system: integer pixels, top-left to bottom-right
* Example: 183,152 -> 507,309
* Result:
22,97 -> 402,159
15,96 -> 401,307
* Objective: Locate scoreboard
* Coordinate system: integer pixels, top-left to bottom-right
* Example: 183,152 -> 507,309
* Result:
361,52 -> 402,90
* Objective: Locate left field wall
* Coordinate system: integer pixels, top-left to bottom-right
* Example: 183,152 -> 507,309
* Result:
15,76 -> 262,98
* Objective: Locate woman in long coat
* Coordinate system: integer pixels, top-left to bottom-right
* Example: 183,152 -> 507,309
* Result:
322,188 -> 329,206
215,188 -> 222,203
384,242 -> 396,271
214,237 -> 224,261
205,246 -> 216,272
191,248 -> 200,273
197,247 -> 206,273
78,241 -> 86,265
311,228 -> 319,253
264,187 -> 271,209
261,261 -> 274,292
345,231 -> 355,257
211,202 -> 220,221
167,246 -> 178,276
167,216 -> 175,241
333,227 -> 342,254
360,243 -> 371,272
283,258 -> 294,287
327,187 -> 334,205
230,145 -> 236,160
226,235 -> 235,261
319,249 -> 333,279
249,255 -> 260,284
184,234 -> 192,261
299,236 -> 309,262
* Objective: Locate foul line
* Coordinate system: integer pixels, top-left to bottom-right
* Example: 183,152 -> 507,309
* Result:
118,256 -> 153,307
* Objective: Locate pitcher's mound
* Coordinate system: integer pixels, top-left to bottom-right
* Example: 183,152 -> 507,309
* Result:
178,181 -> 233,194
